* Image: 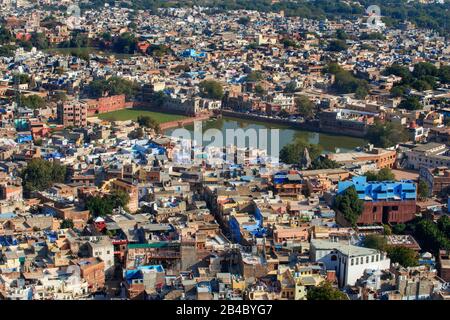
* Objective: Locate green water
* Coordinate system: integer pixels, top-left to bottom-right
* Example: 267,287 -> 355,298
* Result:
164,117 -> 367,154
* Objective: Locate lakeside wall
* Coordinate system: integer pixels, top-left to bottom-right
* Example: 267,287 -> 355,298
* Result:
220,110 -> 367,138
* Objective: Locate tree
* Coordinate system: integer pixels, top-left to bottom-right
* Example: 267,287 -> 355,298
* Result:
21,95 -> 46,109
366,120 -> 409,148
417,180 -> 429,200
86,190 -> 129,217
199,80 -> 224,100
279,138 -> 322,165
383,64 -> 413,83
364,168 -> 395,182
237,16 -> 250,25
334,186 -> 364,226
86,77 -> 139,101
245,71 -> 264,82
21,158 -> 66,196
412,62 -> 438,78
437,216 -> 450,235
392,223 -> 406,235
355,86 -> 368,100
307,281 -> 347,300
335,29 -> 348,40
363,235 -> 387,251
327,39 -> 348,52
398,96 -> 423,111
311,158 -> 340,170
390,85 -> 407,98
414,218 -> 450,253
112,32 -> 138,54
285,81 -> 298,93
439,65 -> 450,84
0,26 -> 13,44
295,96 -> 315,119
60,219 -> 74,229
387,246 -> 419,268
254,84 -> 266,96
137,115 -> 161,134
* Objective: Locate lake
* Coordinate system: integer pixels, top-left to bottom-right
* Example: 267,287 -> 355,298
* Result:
164,116 -> 368,155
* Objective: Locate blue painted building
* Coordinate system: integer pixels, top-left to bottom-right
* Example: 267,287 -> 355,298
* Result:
337,176 -> 417,225
338,176 -> 416,201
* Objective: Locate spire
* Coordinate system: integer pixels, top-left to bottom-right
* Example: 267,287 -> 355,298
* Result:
300,147 -> 311,170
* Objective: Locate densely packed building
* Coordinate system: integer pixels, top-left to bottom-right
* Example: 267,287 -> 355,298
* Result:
0,1 -> 448,301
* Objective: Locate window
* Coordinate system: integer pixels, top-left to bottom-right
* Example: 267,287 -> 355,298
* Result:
376,255 -> 379,262
361,257 -> 364,264
107,251 -> 110,254
372,207 -> 377,213
392,206 -> 399,211
366,256 -> 369,263
371,255 -> 374,262
355,258 -> 359,265
351,259 -> 354,266
331,255 -> 337,261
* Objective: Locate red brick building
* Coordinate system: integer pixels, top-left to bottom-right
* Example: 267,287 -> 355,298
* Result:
57,101 -> 87,127
84,95 -> 126,116
73,257 -> 105,293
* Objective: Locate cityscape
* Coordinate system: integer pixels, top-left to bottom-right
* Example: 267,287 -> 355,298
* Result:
0,0 -> 449,303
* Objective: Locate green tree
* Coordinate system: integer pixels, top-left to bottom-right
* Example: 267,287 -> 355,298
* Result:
285,81 -> 298,93
363,234 -> 387,251
279,138 -> 322,165
335,29 -> 348,40
245,71 -> 264,82
355,86 -> 368,100
327,39 -> 348,52
334,186 -> 364,226
311,158 -> 340,170
364,168 -> 395,182
307,281 -> 348,300
21,95 -> 46,109
392,223 -> 406,235
60,219 -> 74,229
366,120 -> 409,148
21,158 -> 66,196
387,246 -> 419,268
86,77 -> 139,101
254,84 -> 266,96
199,80 -> 224,100
412,62 -> 438,78
112,32 -> 137,54
295,96 -> 315,119
137,115 -> 161,134
87,191 -> 130,217
417,180 -> 429,200
398,96 -> 422,111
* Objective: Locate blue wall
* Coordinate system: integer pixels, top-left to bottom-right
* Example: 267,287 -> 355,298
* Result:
338,176 -> 416,201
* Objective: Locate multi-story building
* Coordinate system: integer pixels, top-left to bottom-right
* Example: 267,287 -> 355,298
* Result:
336,176 -> 417,225
310,239 -> 391,287
57,101 -> 87,127
405,143 -> 450,170
419,167 -> 450,196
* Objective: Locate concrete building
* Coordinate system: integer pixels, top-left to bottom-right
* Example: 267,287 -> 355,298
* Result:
57,101 -> 88,127
337,176 -> 417,225
310,239 -> 390,287
405,143 -> 450,170
419,167 -> 450,196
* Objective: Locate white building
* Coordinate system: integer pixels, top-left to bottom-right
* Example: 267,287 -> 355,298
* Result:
405,143 -> 450,170
86,235 -> 115,277
310,239 -> 390,287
